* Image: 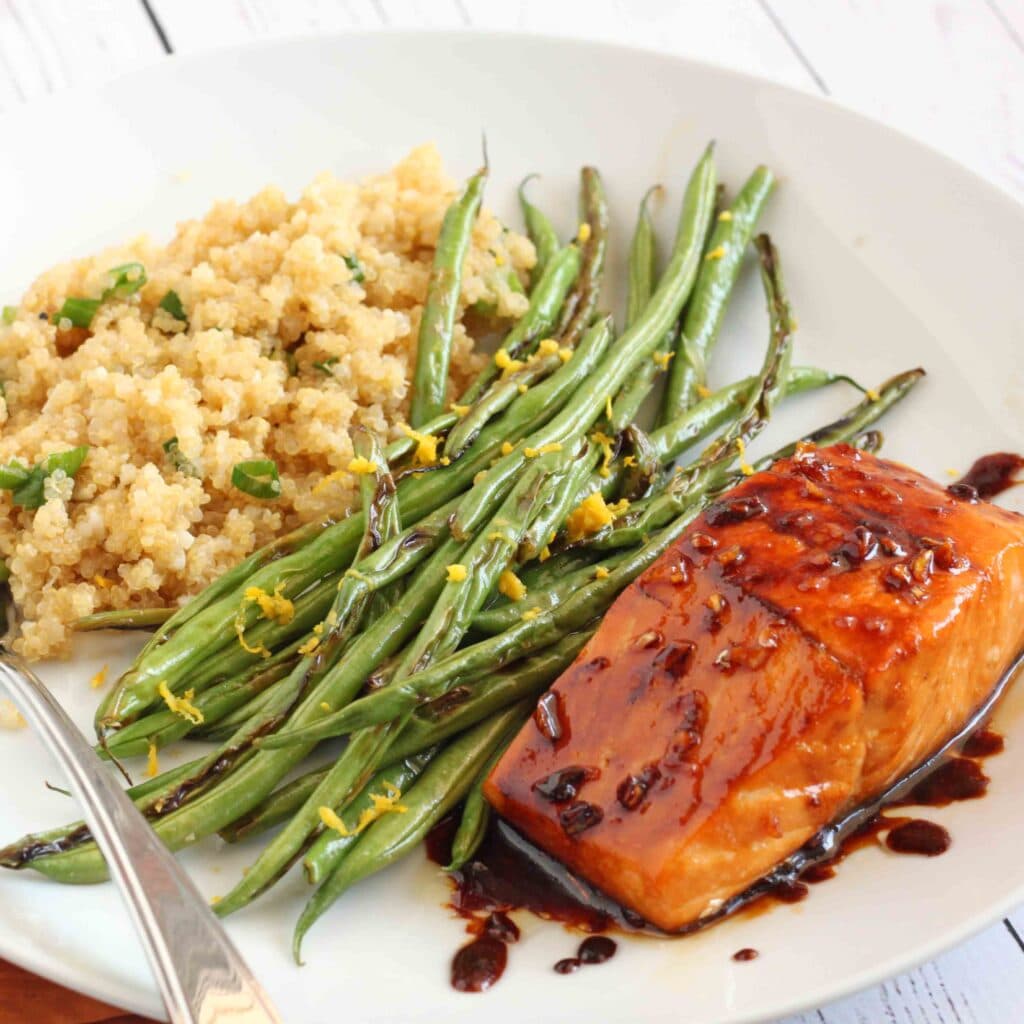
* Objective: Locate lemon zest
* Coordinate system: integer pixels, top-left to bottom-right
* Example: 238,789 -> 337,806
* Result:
558,346 -> 572,364
538,339 -> 560,356
594,566 -> 610,579
705,245 -> 727,261
146,741 -> 159,778
518,383 -> 528,395
234,617 -> 271,659
400,424 -> 441,466
736,438 -> 754,476
622,455 -> 637,468
566,492 -> 627,542
539,545 -> 552,562
500,441 -> 515,456
577,222 -> 592,243
521,607 -> 542,621
320,701 -> 332,713
347,456 -> 378,475
498,569 -> 527,602
718,210 -> 733,222
866,388 -> 880,402
446,563 -> 468,583
524,443 -> 563,458
591,430 -> 615,479
90,665 -> 108,689
696,385 -> 712,399
495,348 -> 524,378
652,350 -> 674,370
298,621 -> 325,656
158,680 -> 204,725
451,403 -> 471,417
243,582 -> 295,626
319,781 -> 407,838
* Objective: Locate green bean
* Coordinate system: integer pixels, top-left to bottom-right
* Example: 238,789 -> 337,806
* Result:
213,449 -> 577,915
103,645 -> 301,759
281,633 -> 590,869
443,352 -> 561,459
661,165 -> 775,422
218,767 -> 330,844
460,244 -> 581,402
649,365 -> 855,467
410,167 -> 487,426
626,186 -> 660,329
471,554 -> 630,636
353,428 -> 402,621
553,168 -> 610,349
292,703 -> 528,962
516,548 -> 600,591
74,607 -> 175,632
384,410 -> 458,465
447,720 -> 521,871
105,569 -> 339,735
300,752 -> 434,884
605,186 -> 670,430
519,175 -> 560,289
608,341 -> 672,432
517,443 -> 601,562
451,144 -> 717,542
0,756 -> 205,869
752,368 -> 924,471
590,232 -> 795,550
191,688 -> 286,745
312,497 -> 725,731
23,534 -> 466,883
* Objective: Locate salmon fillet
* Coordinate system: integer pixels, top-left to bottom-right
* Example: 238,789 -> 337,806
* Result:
484,444 -> 1024,932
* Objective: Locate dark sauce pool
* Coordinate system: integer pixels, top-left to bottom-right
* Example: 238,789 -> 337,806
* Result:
429,719 -> 1006,993
950,452 -> 1024,501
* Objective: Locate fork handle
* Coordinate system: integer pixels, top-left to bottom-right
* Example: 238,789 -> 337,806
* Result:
0,655 -> 281,1024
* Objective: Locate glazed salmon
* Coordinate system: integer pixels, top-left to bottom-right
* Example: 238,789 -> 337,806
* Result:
484,444 -> 1024,932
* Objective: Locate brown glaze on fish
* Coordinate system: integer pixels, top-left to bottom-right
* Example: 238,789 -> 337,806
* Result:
485,444 -> 1024,932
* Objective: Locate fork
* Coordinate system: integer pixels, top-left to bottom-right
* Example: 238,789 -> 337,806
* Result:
0,596 -> 281,1024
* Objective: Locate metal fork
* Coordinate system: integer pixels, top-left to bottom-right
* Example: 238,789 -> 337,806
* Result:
0,594 -> 281,1024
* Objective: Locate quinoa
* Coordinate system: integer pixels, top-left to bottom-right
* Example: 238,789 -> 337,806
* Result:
0,145 -> 535,659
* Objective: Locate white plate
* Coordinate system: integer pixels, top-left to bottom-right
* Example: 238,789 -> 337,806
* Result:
0,30 -> 1022,1024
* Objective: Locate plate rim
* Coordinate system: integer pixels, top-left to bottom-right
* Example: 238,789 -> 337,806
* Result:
0,26 -> 1022,1024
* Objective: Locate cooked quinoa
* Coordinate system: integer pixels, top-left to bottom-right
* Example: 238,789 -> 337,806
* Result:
0,145 -> 535,659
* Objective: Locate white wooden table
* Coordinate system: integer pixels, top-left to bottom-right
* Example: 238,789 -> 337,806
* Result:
1,2 -> 1022,1021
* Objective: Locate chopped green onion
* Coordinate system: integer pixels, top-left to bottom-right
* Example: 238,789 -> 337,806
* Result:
43,446 -> 89,477
284,349 -> 298,376
312,357 -> 339,375
0,560 -> 10,584
232,459 -> 281,500
162,437 -> 201,478
0,446 -> 89,509
106,262 -> 148,299
158,289 -> 187,321
0,461 -> 30,490
344,254 -> 365,283
55,298 -> 101,329
53,262 -> 149,329
2,306 -> 16,325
